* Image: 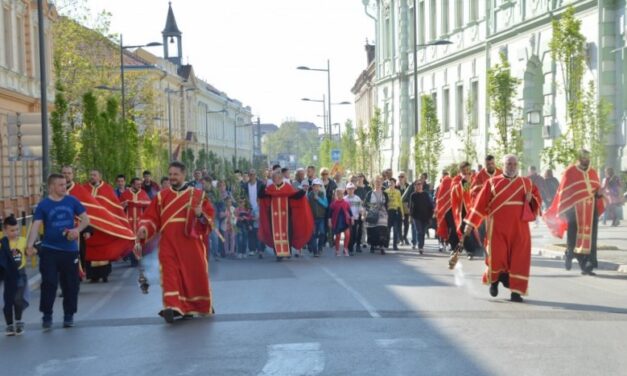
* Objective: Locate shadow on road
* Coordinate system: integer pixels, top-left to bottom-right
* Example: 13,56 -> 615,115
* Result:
525,299 -> 627,315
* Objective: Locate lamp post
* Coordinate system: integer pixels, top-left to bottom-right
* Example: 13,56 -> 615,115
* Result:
302,97 -> 350,137
119,35 -> 161,125
297,59 -> 332,135
412,38 -> 452,134
206,108 -> 226,169
37,0 -> 49,184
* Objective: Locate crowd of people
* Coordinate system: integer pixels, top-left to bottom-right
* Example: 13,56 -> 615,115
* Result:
0,149 -> 624,333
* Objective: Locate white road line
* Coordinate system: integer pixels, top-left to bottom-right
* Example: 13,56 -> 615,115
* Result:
258,342 -> 325,376
35,356 -> 98,376
321,266 -> 381,318
82,268 -> 134,318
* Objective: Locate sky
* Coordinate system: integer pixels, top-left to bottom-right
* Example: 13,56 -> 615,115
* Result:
80,0 -> 376,130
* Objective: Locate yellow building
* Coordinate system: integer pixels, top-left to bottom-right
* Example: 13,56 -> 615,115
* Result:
0,1 -> 56,218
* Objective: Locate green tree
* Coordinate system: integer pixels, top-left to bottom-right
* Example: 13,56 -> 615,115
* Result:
319,136 -> 333,169
340,119 -> 357,172
261,121 -> 321,167
369,107 -> 385,174
458,91 -> 478,164
181,148 -> 195,178
50,80 -> 77,170
414,95 -> 443,187
355,122 -> 370,174
487,52 -> 522,159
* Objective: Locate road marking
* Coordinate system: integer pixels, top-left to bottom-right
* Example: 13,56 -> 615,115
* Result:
82,268 -> 134,318
258,342 -> 324,376
35,356 -> 98,376
321,266 -> 381,318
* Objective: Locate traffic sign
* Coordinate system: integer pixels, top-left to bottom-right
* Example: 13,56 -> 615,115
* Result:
331,149 -> 341,162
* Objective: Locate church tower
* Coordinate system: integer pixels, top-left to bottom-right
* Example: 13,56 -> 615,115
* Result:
162,2 -> 183,66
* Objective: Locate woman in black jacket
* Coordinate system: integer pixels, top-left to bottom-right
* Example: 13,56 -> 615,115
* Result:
409,180 -> 434,254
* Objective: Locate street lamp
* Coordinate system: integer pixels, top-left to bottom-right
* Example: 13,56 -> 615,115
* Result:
205,108 -> 227,169
302,96 -> 326,130
119,35 -> 162,126
297,59 -> 332,135
302,97 -> 350,135
412,36 -> 452,134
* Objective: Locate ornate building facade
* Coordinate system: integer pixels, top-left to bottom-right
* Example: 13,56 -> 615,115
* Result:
365,0 -> 626,176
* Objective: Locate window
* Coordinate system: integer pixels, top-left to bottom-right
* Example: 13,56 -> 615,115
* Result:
455,0 -> 463,29
456,84 -> 464,131
4,7 -> 13,69
441,0 -> 449,35
470,0 -> 479,22
418,0 -> 425,45
470,81 -> 479,129
442,88 -> 450,131
383,3 -> 392,59
16,16 -> 24,74
429,0 -> 437,41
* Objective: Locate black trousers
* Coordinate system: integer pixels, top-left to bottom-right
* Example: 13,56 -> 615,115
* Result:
387,210 -> 402,247
402,213 -> 410,242
2,272 -> 27,325
348,221 -> 361,252
445,210 -> 478,255
39,248 -> 80,317
566,205 -> 599,271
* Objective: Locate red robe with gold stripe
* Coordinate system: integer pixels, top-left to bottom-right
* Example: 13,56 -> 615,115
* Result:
85,182 -> 131,228
139,186 -> 214,316
543,165 -> 605,255
470,168 -> 503,203
67,182 -> 135,261
258,183 -> 314,257
466,176 -> 542,295
450,174 -> 473,237
120,189 -> 151,232
435,176 -> 453,239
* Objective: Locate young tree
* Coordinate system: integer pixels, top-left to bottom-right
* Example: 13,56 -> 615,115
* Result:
414,95 -> 443,188
340,119 -> 357,172
369,107 -> 385,174
487,52 -> 521,159
457,91 -> 479,164
50,81 -> 77,170
355,122 -> 370,175
543,5 -> 588,167
319,136 -> 333,169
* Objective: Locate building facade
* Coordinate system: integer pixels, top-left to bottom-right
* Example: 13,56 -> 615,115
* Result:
366,0 -> 626,176
0,0 -> 55,218
352,44 -> 377,133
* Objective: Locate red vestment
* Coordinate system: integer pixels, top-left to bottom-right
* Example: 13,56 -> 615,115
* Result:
258,183 -> 314,257
543,165 -> 605,254
466,176 -> 542,295
85,182 -> 131,228
450,174 -> 473,237
139,186 -> 215,316
67,182 -> 135,261
470,168 -> 503,203
435,176 -> 453,239
120,189 -> 151,232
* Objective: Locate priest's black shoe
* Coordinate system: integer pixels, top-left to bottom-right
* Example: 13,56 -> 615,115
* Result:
489,282 -> 499,297
510,293 -> 523,303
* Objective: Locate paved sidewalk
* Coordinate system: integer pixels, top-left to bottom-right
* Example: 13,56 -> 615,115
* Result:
532,220 -> 627,272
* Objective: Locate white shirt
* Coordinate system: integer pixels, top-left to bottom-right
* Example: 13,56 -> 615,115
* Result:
344,194 -> 362,220
248,181 -> 258,211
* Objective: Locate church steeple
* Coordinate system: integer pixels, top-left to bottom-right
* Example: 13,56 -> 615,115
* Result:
162,2 -> 183,66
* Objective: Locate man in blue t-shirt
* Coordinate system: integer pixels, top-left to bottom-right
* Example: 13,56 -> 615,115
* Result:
27,173 -> 89,330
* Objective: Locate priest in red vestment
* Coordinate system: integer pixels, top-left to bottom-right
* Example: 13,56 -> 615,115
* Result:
138,161 -> 215,323
435,174 -> 453,241
464,155 -> 542,302
259,170 -> 314,261
543,150 -> 605,275
120,177 -> 153,265
470,155 -> 503,251
61,166 -> 135,282
450,161 -> 480,259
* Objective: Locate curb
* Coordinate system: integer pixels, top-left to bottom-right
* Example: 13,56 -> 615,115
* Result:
532,247 -> 627,274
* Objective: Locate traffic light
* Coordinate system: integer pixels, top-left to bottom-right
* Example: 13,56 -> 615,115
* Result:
7,112 -> 43,161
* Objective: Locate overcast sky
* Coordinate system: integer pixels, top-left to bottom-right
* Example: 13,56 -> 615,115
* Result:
82,0 -> 375,130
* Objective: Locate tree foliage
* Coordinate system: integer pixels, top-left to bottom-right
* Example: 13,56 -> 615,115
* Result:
261,121 -> 321,168
50,81 -> 77,170
458,91 -> 478,164
369,107 -> 385,174
355,122 -> 371,175
543,7 -> 609,168
487,52 -> 522,159
340,119 -> 357,172
414,95 -> 443,187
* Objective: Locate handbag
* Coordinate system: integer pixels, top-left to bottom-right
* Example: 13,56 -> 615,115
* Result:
521,180 -> 536,222
365,191 -> 381,225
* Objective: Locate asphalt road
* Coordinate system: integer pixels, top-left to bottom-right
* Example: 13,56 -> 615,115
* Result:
2,240 -> 627,376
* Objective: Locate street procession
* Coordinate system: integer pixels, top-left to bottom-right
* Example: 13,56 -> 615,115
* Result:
1,1 -> 627,375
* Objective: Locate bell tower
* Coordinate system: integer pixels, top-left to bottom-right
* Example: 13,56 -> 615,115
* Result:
162,2 -> 183,66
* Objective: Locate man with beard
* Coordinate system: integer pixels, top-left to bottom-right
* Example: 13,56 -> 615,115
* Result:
258,171 -> 314,261
544,150 -> 605,275
137,162 -> 215,323
120,178 -> 152,266
450,162 -> 479,259
470,155 -> 502,252
464,155 -> 541,302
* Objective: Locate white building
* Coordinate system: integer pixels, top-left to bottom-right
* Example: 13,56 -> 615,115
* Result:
365,0 -> 626,177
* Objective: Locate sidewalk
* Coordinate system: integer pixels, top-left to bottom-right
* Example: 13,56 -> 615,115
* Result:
532,221 -> 627,273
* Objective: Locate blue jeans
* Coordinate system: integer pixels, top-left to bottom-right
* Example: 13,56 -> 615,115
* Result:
209,230 -> 220,257
309,218 -> 326,255
413,218 -> 428,249
237,228 -> 248,254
